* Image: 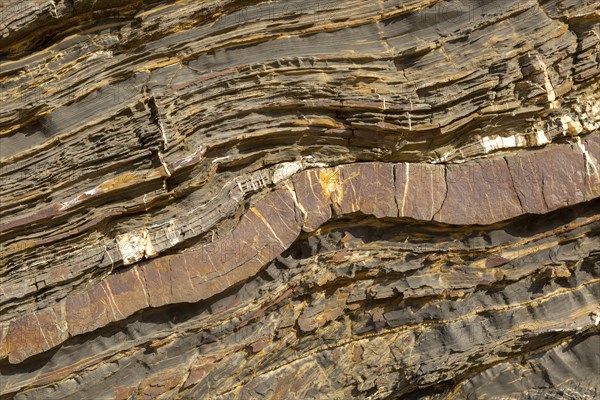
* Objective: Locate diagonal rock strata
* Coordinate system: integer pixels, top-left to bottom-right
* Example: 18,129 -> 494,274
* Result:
1,0 -> 599,398
2,136 -> 600,364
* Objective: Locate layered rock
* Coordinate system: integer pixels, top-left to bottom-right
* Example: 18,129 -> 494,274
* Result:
1,0 -> 599,399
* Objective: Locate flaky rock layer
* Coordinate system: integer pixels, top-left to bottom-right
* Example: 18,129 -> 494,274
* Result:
0,0 -> 599,399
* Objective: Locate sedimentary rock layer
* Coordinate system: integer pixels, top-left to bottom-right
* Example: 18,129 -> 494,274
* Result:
0,0 -> 599,399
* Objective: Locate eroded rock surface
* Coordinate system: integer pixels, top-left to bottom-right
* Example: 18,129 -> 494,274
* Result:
0,0 -> 599,399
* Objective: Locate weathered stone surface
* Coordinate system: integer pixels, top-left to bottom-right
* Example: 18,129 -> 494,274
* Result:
507,144 -> 589,215
7,305 -> 67,364
436,157 -> 523,225
4,147 -> 600,365
582,134 -> 600,198
395,163 -> 446,221
334,163 -> 397,218
65,280 -> 116,338
139,257 -> 175,308
1,0 -> 599,398
293,168 -> 337,232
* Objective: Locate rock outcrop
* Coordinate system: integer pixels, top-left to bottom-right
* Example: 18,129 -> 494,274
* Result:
0,0 -> 599,399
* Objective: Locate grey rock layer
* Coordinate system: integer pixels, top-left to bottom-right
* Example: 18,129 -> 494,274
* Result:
0,0 -> 599,399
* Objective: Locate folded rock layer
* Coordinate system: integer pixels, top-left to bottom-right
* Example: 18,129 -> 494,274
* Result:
0,0 -> 599,399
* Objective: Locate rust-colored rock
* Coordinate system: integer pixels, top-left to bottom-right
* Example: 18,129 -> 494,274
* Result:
7,305 -> 67,364
1,0 -> 599,398
436,158 -> 523,225
395,163 -> 446,221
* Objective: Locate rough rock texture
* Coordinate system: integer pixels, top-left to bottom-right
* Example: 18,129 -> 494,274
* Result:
0,0 -> 599,399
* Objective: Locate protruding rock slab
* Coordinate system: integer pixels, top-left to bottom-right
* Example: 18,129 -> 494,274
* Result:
435,158 -> 522,225
334,163 -> 397,218
292,168 -> 333,232
506,145 -> 589,214
7,305 -> 68,364
2,140 -> 600,364
395,163 -> 446,221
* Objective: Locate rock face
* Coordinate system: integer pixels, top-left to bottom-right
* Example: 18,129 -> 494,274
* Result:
0,0 -> 599,399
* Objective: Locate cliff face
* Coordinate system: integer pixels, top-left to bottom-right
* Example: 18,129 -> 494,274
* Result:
0,0 -> 599,399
